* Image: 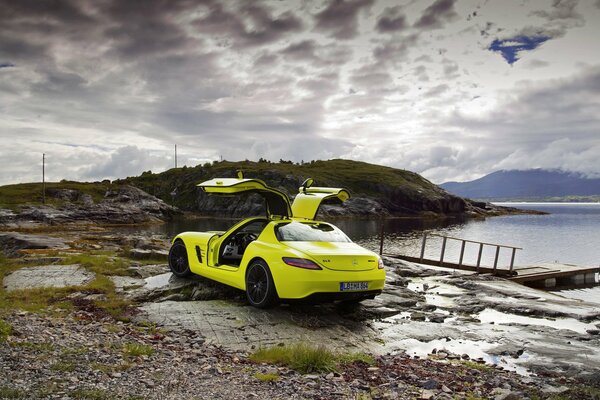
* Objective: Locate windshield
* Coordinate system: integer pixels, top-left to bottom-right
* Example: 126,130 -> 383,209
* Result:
275,221 -> 351,242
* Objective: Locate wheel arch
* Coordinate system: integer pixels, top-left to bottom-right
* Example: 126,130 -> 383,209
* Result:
244,256 -> 279,298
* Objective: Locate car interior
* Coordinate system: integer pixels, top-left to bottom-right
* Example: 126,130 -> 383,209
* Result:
219,219 -> 269,266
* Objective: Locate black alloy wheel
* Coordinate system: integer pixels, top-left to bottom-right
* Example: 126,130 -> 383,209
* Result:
168,240 -> 192,277
245,260 -> 278,308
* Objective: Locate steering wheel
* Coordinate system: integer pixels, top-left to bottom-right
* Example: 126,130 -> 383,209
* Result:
239,232 -> 257,250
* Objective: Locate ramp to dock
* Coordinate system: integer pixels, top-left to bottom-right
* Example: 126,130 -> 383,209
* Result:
384,233 -> 599,288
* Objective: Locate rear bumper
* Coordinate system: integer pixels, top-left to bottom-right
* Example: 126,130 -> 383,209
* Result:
287,290 -> 382,304
271,265 -> 386,300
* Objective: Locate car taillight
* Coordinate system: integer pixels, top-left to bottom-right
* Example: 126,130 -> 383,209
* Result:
282,257 -> 322,270
378,258 -> 385,269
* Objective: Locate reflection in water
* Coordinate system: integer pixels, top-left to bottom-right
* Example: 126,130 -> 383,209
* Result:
124,203 -> 600,302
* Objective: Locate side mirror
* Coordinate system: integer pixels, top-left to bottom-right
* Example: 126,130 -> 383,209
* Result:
301,178 -> 314,193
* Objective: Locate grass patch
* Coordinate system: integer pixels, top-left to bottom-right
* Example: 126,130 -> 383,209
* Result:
0,257 -> 133,321
71,388 -> 114,400
249,342 -> 374,374
51,361 -> 76,372
0,319 -> 12,341
11,341 -> 55,351
457,360 -> 495,372
254,372 -> 280,382
122,342 -> 154,358
0,181 -> 113,210
91,362 -> 132,373
0,387 -> 24,399
63,254 -> 133,277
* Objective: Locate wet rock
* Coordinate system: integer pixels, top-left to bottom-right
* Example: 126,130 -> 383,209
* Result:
428,314 -> 446,323
586,329 -> 599,335
129,248 -> 168,260
3,264 -> 94,291
128,264 -> 169,279
130,273 -> 199,302
411,312 -> 426,321
0,232 -> 69,257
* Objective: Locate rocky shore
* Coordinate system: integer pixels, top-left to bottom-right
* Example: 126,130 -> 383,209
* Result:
1,226 -> 600,399
0,185 -> 179,228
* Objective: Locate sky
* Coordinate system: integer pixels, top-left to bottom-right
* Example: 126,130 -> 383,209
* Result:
1,0 -> 599,185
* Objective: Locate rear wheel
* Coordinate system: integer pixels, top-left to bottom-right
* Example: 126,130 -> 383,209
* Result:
168,240 -> 192,277
245,259 -> 278,308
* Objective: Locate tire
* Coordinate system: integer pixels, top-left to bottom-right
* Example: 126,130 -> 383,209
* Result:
168,240 -> 192,277
245,259 -> 278,308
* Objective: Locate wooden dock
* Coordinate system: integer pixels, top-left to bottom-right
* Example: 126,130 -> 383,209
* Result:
383,233 -> 599,288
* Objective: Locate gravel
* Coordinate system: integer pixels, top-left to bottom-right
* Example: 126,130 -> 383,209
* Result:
0,309 -> 588,400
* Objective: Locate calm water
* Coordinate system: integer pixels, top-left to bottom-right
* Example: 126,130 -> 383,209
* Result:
137,203 -> 600,300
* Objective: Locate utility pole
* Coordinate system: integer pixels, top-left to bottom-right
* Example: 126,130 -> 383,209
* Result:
42,153 -> 46,204
174,144 -> 177,168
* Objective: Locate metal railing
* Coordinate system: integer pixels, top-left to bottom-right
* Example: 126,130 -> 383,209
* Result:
420,233 -> 522,273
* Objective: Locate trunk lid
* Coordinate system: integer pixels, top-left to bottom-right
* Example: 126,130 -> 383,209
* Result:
284,241 -> 378,271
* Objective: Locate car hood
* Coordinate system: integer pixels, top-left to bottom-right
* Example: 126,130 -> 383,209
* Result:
284,241 -> 378,271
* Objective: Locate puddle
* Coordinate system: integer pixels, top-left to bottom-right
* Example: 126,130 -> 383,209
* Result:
392,338 -> 532,375
477,309 -> 597,334
143,272 -> 175,289
407,279 -> 464,308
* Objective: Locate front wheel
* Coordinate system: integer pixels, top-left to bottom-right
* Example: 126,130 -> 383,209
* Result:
168,240 -> 192,277
245,260 -> 278,308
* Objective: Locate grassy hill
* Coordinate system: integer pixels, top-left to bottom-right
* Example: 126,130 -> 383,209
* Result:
0,181 -> 115,211
0,160 -> 483,218
117,159 -> 467,216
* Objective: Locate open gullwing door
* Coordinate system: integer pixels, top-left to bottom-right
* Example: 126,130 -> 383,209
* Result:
291,180 -> 350,220
198,177 -> 292,219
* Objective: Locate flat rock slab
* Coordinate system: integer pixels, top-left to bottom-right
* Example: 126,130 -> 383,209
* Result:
138,300 -> 383,353
0,232 -> 70,256
3,264 -> 94,291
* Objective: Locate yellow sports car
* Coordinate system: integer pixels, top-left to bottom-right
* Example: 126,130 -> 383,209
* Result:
168,176 -> 386,308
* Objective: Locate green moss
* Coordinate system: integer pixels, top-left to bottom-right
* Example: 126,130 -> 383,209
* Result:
249,342 -> 373,374
0,387 -> 24,399
455,360 -> 494,372
253,372 -> 280,382
0,319 -> 12,341
122,342 -> 155,358
63,254 -> 134,277
71,388 -> 115,400
51,361 -> 76,372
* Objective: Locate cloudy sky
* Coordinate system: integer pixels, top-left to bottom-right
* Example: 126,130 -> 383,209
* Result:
1,0 -> 599,185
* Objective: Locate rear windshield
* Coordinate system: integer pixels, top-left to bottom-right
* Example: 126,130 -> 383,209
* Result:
275,221 -> 351,242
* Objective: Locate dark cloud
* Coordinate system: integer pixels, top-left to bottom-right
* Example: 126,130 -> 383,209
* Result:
280,40 -> 352,66
194,1 -> 303,47
446,67 -> 600,178
414,0 -> 459,30
531,0 -> 581,21
376,6 -> 407,33
314,0 -> 374,40
423,84 -> 449,97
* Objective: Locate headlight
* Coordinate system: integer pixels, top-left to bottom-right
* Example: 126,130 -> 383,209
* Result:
378,258 -> 385,269
282,257 -> 322,270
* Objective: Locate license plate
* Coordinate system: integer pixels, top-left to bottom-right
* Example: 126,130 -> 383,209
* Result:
340,282 -> 368,291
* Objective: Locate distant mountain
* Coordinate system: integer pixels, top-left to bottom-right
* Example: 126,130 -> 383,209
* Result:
441,169 -> 600,200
